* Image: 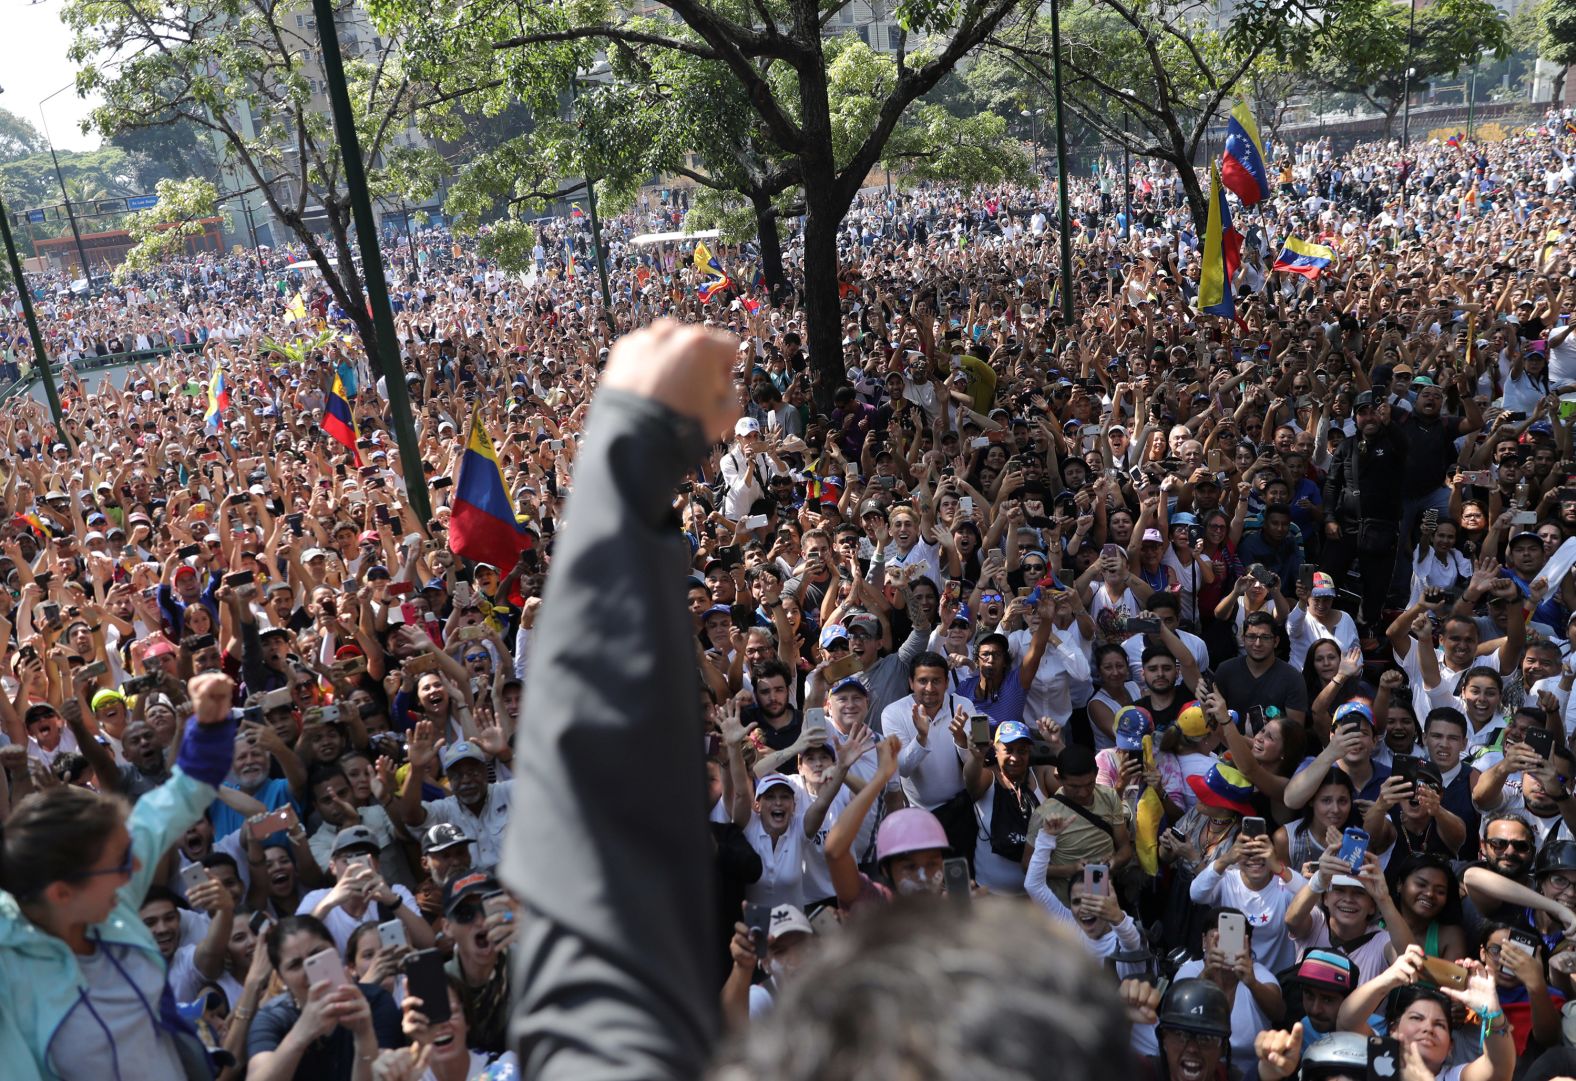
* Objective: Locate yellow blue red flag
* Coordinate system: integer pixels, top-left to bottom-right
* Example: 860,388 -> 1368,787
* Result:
1272,236 -> 1335,279
450,413 -> 528,570
1220,102 -> 1271,206
1198,162 -> 1243,321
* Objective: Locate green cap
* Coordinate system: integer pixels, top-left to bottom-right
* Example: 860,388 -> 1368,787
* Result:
1411,375 -> 1436,386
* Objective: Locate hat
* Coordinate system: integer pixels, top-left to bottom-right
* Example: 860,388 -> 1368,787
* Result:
828,675 -> 868,696
1412,375 -> 1436,387
1311,571 -> 1336,597
331,824 -> 380,856
845,612 -> 881,637
1141,527 -> 1163,544
767,904 -> 814,942
754,773 -> 797,799
302,547 -> 329,561
1194,473 -> 1220,488
1295,948 -> 1358,993
1186,762 -> 1257,816
702,604 -> 734,622
819,623 -> 850,649
142,638 -> 177,659
258,626 -> 292,641
90,689 -> 127,712
1329,874 -> 1365,890
1114,705 -> 1154,751
1509,530 -> 1544,548
1176,700 -> 1212,740
173,564 -> 198,580
422,822 -> 473,854
1170,512 -> 1198,527
441,741 -> 488,770
442,870 -> 500,915
858,499 -> 886,518
735,417 -> 761,437
1353,390 -> 1376,408
358,530 -> 381,545
995,720 -> 1033,745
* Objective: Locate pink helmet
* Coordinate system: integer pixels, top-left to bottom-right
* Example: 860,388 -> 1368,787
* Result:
875,808 -> 949,864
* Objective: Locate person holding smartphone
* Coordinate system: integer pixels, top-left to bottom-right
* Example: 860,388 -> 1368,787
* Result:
1188,827 -> 1306,972
1478,923 -> 1564,1055
247,915 -> 402,1081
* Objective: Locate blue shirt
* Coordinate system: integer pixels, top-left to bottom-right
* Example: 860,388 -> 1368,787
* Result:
210,776 -> 298,840
955,667 -> 1029,727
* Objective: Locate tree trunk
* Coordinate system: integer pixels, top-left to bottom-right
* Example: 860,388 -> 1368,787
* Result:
800,193 -> 845,415
1178,163 -> 1208,238
751,192 -> 787,301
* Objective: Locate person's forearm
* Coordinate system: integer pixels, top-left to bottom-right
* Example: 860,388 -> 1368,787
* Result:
195,911 -> 233,979
1282,749 -> 1336,809
1244,975 -> 1284,1023
721,964 -> 754,1031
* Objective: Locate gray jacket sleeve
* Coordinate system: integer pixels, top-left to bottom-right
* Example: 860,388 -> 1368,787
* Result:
502,389 -> 718,1081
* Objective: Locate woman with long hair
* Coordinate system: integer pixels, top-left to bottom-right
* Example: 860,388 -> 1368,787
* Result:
1273,768 -> 1360,874
1087,643 -> 1139,751
1406,513 -> 1472,608
0,672 -> 236,1081
1383,854 -> 1467,960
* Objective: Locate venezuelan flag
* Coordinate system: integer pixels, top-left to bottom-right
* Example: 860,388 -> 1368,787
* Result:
1198,162 -> 1242,321
1219,102 -> 1271,207
1272,236 -> 1335,279
565,241 -> 576,279
323,371 -> 361,465
450,413 -> 529,570
284,292 -> 308,323
204,360 -> 228,433
694,241 -> 730,301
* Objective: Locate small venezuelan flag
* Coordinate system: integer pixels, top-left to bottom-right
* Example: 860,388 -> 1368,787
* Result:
1272,236 -> 1335,279
322,371 -> 361,465
204,360 -> 228,433
449,413 -> 529,570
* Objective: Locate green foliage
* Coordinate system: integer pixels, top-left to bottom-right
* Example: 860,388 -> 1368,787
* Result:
1540,0 -> 1576,66
0,147 -> 141,252
1300,0 -> 1510,120
115,177 -> 224,282
475,220 -> 538,274
0,110 -> 46,164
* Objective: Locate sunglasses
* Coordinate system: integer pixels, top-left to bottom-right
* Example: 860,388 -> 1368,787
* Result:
1484,837 -> 1534,854
69,842 -> 135,882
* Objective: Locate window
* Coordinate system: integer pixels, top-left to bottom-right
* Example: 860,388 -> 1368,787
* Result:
853,24 -> 869,44
295,14 -> 303,27
886,24 -> 901,50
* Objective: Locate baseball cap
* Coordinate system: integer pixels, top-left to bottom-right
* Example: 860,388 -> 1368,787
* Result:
819,623 -> 850,649
995,720 -> 1033,745
754,773 -> 797,798
331,824 -> 379,856
440,741 -> 488,770
702,604 -> 734,622
1141,528 -> 1163,544
767,904 -> 814,942
1295,948 -> 1358,993
442,870 -> 500,915
1311,572 -> 1336,597
735,417 -> 761,437
1329,874 -> 1364,891
845,612 -> 881,637
828,675 -> 868,697
422,823 -> 473,854
1508,531 -> 1543,548
1114,705 -> 1154,751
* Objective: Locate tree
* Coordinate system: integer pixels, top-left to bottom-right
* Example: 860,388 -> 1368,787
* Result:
982,0 -> 1326,233
108,116 -> 221,192
0,109 -> 46,164
65,0 -> 443,349
373,0 -> 1030,410
0,147 -> 141,253
1524,0 -> 1576,102
115,178 -> 225,280
1303,0 -> 1510,132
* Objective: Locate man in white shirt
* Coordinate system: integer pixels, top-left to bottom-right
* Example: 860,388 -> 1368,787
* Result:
719,417 -> 789,519
882,504 -> 943,588
882,652 -> 971,810
295,825 -> 434,953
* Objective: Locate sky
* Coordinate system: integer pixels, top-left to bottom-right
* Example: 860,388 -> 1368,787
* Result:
6,0 -> 102,151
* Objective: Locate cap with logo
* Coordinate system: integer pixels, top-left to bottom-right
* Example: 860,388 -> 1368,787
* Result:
767,904 -> 814,942
422,823 -> 473,854
440,741 -> 488,770
1114,705 -> 1154,751
1311,572 -> 1336,598
331,824 -> 380,856
442,870 -> 500,915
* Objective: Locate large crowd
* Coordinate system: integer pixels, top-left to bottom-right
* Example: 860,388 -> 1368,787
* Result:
2,104 -> 1576,1081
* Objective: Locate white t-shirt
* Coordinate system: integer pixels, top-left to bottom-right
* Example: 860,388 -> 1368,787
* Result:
744,808 -> 808,909
295,885 -> 420,953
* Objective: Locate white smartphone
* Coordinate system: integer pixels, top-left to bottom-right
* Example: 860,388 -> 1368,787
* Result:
803,710 -> 827,742
743,514 -> 769,529
970,437 -> 991,449
1217,911 -> 1247,964
303,946 -> 350,991
377,919 -> 408,950
959,496 -> 974,516
176,862 -> 210,896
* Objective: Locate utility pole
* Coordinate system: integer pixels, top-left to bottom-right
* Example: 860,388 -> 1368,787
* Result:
569,75 -> 614,327
1121,90 -> 1134,240
0,199 -> 64,426
312,0 -> 430,524
38,88 -> 94,295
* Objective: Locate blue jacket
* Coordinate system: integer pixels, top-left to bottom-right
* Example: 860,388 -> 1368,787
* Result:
0,715 -> 235,1081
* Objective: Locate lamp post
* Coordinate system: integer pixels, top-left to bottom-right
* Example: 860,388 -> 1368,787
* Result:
1120,89 -> 1134,240
38,83 -> 94,294
311,0 -> 430,524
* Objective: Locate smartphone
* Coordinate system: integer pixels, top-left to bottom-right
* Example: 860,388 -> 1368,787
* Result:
401,949 -> 451,1022
821,653 -> 864,682
1216,911 -> 1247,963
1166,826 -> 1187,845
39,602 -> 60,628
303,946 -> 351,992
248,911 -> 273,936
802,710 -> 827,743
287,513 -> 305,536
430,476 -> 454,490
943,856 -> 972,903
1419,956 -> 1469,991
1244,704 -> 1266,734
482,892 -> 513,922
1501,928 -> 1538,975
969,716 -> 990,745
1464,469 -> 1493,486
1338,827 -> 1369,874
1524,726 -> 1555,761
703,732 -> 722,758
1083,862 -> 1109,897
176,861 -> 211,896
404,652 -> 443,676
744,902 -> 773,962
185,633 -> 217,652
742,514 -> 769,530
1298,565 -> 1316,594
224,570 -> 255,589
1127,616 -> 1162,634
75,660 -> 108,681
942,580 -> 962,604
1367,1036 -> 1403,1081
258,687 -> 293,711
377,919 -> 408,950
959,496 -> 974,516
1240,816 -> 1266,838
248,806 -> 298,839
986,548 -> 1004,564
177,543 -> 202,559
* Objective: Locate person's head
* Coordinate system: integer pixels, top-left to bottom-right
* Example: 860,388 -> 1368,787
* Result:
1439,616 -> 1480,670
708,900 -> 1132,1081
1480,813 -> 1537,879
309,765 -> 357,827
1390,855 -> 1462,928
1480,923 -> 1536,993
122,719 -> 166,775
230,736 -> 272,790
440,743 -> 491,810
1139,647 -> 1178,695
1293,949 -> 1357,1034
1421,708 -> 1467,772
908,652 -> 949,711
1240,611 -> 1277,662
346,921 -> 386,983
1385,986 -> 1455,1074
1330,702 -> 1376,764
265,915 -> 338,1003
1305,640 -> 1342,686
1094,643 -> 1129,690
1249,717 -> 1305,778
1054,745 -> 1098,808
752,659 -> 793,721
1260,504 -> 1292,545
754,775 -> 799,840
825,675 -> 870,732
139,885 -> 184,959
24,705 -> 62,753
1525,746 -> 1576,819
874,808 -> 948,895
1457,666 -> 1502,726
1305,769 -> 1356,833
974,634 -> 1012,680
0,785 -> 136,931
1155,978 -> 1232,1081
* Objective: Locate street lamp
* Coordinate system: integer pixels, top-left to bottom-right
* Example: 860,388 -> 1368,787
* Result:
1020,107 -> 1044,174
1119,88 -> 1134,240
0,86 -> 64,425
38,82 -> 95,295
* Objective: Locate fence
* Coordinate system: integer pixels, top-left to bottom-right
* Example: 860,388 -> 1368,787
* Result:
0,342 -> 205,405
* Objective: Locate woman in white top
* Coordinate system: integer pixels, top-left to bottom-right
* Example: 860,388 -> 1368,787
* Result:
1406,516 -> 1472,608
1024,820 -> 1147,977
1086,545 -> 1154,641
950,718 -> 1054,895
1499,347 -> 1552,416
1287,572 -> 1360,671
1087,643 -> 1140,750
1213,570 -> 1288,638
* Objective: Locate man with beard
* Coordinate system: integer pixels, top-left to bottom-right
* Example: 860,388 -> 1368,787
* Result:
883,652 -> 972,811
743,660 -> 801,751
213,723 -> 305,839
421,823 -> 476,887
1473,739 -> 1576,846
139,886 -> 186,964
1213,611 -> 1309,728
305,763 -> 399,876
1390,374 -> 1480,600
1460,813 -> 1542,939
398,725 -> 511,869
1463,837 -> 1576,946
298,824 -> 434,953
